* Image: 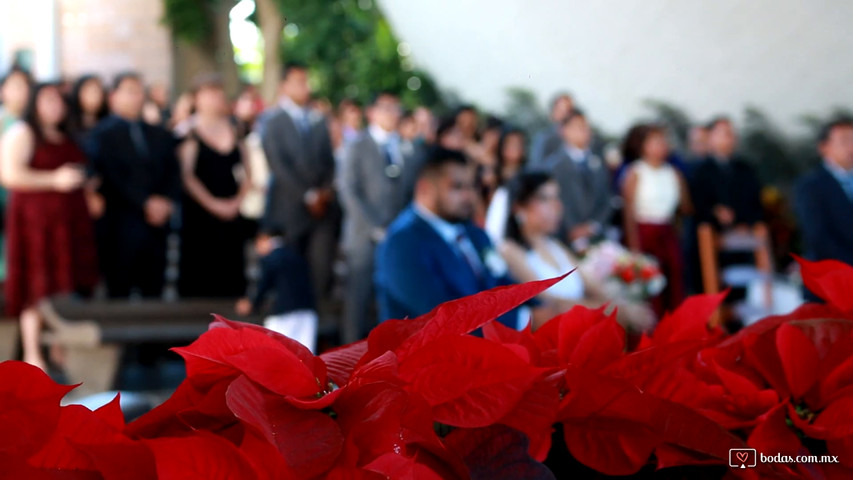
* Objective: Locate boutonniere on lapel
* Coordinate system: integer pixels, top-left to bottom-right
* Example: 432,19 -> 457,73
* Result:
482,247 -> 508,277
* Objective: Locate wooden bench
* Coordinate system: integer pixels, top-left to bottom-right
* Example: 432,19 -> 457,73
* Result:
38,297 -> 263,397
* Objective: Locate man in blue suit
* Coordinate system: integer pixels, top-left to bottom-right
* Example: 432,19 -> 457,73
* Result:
375,148 -> 549,328
795,118 -> 853,268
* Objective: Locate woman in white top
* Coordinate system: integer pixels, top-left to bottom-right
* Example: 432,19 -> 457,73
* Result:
501,172 -> 655,332
621,124 -> 692,317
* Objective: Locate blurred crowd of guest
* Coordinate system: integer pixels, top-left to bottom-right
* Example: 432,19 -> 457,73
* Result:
1,60 -> 852,370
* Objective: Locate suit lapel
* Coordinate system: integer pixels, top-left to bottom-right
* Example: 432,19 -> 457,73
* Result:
465,225 -> 498,290
820,167 -> 853,209
410,214 -> 481,297
280,110 -> 306,159
365,134 -> 384,171
560,152 -> 588,216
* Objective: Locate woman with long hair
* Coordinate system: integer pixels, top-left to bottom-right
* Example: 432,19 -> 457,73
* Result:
485,128 -> 528,244
66,74 -> 109,145
0,83 -> 99,370
500,171 -> 655,331
0,67 -> 34,283
0,66 -> 32,136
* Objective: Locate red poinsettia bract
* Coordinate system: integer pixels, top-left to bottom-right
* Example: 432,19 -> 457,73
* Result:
2,261 -> 853,478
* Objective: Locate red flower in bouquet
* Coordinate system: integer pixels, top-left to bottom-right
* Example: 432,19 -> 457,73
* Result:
618,263 -> 637,283
640,263 -> 660,282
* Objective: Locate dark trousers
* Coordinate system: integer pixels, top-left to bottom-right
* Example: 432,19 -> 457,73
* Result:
638,223 -> 685,318
291,209 -> 340,307
342,239 -> 377,344
99,213 -> 168,298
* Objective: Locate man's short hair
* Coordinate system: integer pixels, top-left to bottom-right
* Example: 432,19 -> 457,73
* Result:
818,117 -> 853,145
190,72 -> 224,94
418,147 -> 469,181
370,90 -> 398,106
455,104 -> 477,116
484,115 -> 504,131
281,62 -> 307,81
112,71 -> 142,92
560,109 -> 586,127
705,115 -> 731,131
549,92 -> 572,112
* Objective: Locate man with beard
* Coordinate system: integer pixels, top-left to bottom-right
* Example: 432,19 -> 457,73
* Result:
375,148 -> 551,328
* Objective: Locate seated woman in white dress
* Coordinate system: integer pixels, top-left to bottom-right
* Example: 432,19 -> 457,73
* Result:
499,172 -> 655,332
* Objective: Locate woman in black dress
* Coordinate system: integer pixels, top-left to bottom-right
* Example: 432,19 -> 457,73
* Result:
178,74 -> 251,297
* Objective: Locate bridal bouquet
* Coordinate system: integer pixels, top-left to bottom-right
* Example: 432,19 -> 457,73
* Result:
579,240 -> 666,301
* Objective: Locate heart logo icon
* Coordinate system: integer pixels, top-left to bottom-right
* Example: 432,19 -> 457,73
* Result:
736,452 -> 748,464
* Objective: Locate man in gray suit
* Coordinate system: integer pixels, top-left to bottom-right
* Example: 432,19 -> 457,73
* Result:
339,92 -> 425,342
542,110 -> 613,253
529,92 -> 574,169
261,62 -> 340,306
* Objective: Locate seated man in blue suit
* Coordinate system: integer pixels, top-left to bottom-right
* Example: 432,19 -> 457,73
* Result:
375,148 -> 551,328
795,118 -> 853,269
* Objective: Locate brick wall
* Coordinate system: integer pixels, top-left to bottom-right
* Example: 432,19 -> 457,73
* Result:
58,0 -> 173,86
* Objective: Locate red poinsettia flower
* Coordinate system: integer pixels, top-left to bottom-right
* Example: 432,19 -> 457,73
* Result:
642,291 -> 728,347
0,361 -> 75,460
557,366 -> 747,476
795,255 -> 853,313
5,255 -> 853,479
0,361 -> 159,479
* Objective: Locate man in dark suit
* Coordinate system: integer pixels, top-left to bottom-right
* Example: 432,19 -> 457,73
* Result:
375,149 -> 550,327
529,92 -> 573,169
339,92 -> 425,342
540,110 -> 613,253
690,117 -> 763,230
261,62 -> 340,304
795,118 -> 853,267
86,72 -> 179,298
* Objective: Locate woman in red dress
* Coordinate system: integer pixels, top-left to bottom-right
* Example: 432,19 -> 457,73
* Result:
0,83 -> 99,370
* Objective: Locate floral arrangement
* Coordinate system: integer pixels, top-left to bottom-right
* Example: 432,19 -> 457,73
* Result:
579,240 -> 666,301
1,256 -> 852,479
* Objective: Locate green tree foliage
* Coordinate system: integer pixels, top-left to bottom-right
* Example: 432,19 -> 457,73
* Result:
643,99 -> 692,150
163,0 -> 225,43
276,0 -> 443,109
503,87 -> 549,135
739,106 -> 803,191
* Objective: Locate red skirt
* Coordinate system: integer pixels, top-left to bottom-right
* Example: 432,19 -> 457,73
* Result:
4,189 -> 99,316
637,223 -> 684,318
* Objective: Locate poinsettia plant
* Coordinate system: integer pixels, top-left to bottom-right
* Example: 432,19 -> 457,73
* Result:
1,257 -> 853,479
